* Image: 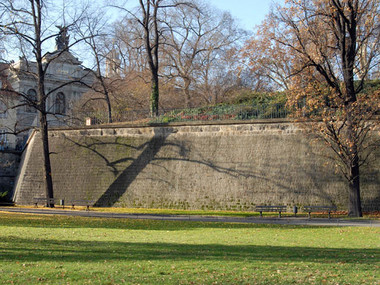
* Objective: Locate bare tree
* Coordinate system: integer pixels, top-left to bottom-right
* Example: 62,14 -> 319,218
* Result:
162,1 -> 244,107
139,0 -> 161,117
113,0 -> 198,117
0,0 -> 92,207
112,0 -> 163,117
75,8 -> 121,124
241,20 -> 294,91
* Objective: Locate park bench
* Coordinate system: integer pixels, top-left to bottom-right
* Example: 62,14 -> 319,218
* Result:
33,197 -> 64,208
70,200 -> 95,211
303,205 -> 337,219
256,205 -> 287,218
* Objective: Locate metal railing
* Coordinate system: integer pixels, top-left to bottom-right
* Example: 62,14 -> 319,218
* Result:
78,103 -> 290,126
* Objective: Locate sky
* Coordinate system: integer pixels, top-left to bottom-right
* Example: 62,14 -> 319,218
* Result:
207,0 -> 282,30
3,0 -> 283,65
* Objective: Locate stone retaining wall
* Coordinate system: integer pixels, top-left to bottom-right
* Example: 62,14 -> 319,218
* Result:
0,151 -> 21,200
13,122 -> 380,211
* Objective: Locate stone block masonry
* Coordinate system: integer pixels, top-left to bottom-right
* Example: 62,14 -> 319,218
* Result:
0,151 -> 21,198
12,122 -> 380,211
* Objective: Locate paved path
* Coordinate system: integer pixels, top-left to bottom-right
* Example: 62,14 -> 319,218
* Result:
0,207 -> 379,227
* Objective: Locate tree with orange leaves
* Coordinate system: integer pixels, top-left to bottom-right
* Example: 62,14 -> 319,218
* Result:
251,0 -> 379,216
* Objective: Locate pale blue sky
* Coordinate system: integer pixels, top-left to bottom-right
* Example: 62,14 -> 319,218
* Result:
208,0 -> 281,30
5,0 -> 283,63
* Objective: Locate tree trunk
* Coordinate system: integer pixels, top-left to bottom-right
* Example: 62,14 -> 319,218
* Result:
40,112 -> 54,208
348,156 -> 362,217
150,73 -> 159,117
184,78 -> 192,108
346,107 -> 362,217
105,90 -> 112,124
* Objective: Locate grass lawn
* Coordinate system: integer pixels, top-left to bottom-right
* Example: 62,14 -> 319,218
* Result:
21,205 -> 380,219
0,213 -> 379,284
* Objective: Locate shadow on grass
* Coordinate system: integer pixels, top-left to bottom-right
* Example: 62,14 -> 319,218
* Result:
0,214 -> 334,231
0,237 -> 378,264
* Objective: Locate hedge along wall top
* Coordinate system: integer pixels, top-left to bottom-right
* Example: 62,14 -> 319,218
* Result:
12,122 -> 380,211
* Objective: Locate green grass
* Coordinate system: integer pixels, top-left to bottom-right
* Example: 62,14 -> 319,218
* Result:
26,205 -> 379,219
0,213 -> 379,284
93,207 -> 378,219
93,207 -> 264,217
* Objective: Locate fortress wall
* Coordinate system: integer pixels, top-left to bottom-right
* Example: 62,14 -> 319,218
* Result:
0,151 -> 21,198
13,122 -> 380,211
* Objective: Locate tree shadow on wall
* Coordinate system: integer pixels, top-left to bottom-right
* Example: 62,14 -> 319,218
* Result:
63,128 -> 277,207
63,128 -> 178,206
92,138 -> 265,207
63,128 -> 343,208
63,136 -> 137,177
95,134 -> 174,206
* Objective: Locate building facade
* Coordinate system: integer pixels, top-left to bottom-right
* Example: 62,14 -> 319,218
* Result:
0,29 -> 93,150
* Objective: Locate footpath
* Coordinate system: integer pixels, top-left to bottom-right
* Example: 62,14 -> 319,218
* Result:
1,207 -> 379,227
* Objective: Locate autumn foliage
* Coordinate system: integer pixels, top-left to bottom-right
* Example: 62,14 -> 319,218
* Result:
242,0 -> 379,216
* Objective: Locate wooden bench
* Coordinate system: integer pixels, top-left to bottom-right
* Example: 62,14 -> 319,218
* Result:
256,205 -> 287,218
33,197 -> 64,208
303,206 -> 337,219
70,200 -> 95,211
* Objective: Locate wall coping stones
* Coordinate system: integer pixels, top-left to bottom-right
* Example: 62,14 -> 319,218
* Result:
49,121 -> 304,138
